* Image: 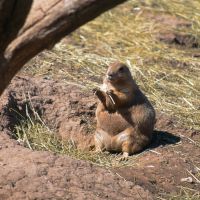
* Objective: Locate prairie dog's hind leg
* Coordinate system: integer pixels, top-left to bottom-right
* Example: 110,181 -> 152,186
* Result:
122,138 -> 145,156
94,131 -> 104,152
114,128 -> 144,157
114,129 -> 132,160
94,129 -> 110,152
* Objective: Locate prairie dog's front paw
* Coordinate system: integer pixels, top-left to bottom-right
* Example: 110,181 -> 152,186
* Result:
106,89 -> 115,105
100,83 -> 108,93
93,88 -> 103,97
92,88 -> 100,95
93,88 -> 106,104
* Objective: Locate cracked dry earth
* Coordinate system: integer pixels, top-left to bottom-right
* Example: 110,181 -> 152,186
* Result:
0,76 -> 200,199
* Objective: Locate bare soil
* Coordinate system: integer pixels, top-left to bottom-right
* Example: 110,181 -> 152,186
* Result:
0,76 -> 199,199
0,5 -> 200,199
142,10 -> 199,48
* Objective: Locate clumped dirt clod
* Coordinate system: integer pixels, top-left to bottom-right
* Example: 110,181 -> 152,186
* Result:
0,76 -> 200,199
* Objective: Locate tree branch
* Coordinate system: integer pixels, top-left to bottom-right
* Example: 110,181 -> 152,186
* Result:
0,0 -> 127,95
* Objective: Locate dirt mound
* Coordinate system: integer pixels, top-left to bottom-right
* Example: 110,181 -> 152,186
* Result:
0,76 -> 200,199
157,32 -> 199,48
1,76 -> 96,150
0,77 -> 154,199
0,133 -> 153,200
141,10 -> 199,48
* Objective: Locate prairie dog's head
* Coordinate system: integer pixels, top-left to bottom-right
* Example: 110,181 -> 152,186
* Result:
106,62 -> 132,84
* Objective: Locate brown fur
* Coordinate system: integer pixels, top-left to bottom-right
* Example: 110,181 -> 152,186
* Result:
94,62 -> 156,156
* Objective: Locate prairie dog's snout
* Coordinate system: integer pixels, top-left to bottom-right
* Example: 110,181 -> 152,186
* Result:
105,62 -> 132,83
106,74 -> 114,81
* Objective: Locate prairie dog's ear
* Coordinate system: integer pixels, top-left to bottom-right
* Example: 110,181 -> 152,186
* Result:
109,62 -> 127,69
107,62 -> 129,73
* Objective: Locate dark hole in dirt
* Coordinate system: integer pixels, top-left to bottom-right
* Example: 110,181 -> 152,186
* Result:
2,92 -> 45,139
157,32 -> 199,48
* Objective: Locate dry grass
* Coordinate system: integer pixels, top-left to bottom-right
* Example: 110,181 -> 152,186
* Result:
14,117 -> 138,168
23,0 -> 200,131
12,98 -> 138,168
13,1 -> 200,198
158,186 -> 200,200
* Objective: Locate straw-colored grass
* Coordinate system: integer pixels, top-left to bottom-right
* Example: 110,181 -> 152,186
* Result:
158,186 -> 200,200
18,0 -> 200,174
18,0 -> 200,168
14,1 -> 200,198
23,0 -> 200,131
14,116 -> 138,168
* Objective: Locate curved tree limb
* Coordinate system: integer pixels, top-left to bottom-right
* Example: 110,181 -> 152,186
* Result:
0,0 -> 127,95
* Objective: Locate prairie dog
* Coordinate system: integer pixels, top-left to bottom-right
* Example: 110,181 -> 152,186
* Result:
94,62 -> 155,158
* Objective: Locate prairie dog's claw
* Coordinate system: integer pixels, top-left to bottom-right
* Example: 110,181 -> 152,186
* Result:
117,152 -> 129,161
92,88 -> 98,95
106,90 -> 115,105
93,88 -> 102,96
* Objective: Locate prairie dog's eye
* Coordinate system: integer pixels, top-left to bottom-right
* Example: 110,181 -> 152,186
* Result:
118,67 -> 124,72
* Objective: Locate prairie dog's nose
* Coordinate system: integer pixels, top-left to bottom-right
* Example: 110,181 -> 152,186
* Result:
107,73 -> 114,80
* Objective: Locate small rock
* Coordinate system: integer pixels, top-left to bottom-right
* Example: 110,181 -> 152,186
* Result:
146,165 -> 155,168
180,177 -> 193,183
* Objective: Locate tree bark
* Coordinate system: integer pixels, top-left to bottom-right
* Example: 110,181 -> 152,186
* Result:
0,0 -> 126,96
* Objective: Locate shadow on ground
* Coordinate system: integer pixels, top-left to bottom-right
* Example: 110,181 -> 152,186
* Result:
150,130 -> 181,148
